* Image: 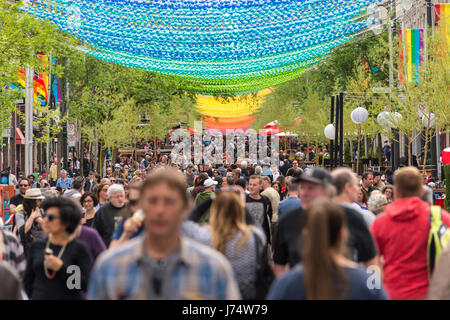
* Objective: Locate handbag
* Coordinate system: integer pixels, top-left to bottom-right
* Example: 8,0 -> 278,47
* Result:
253,229 -> 275,300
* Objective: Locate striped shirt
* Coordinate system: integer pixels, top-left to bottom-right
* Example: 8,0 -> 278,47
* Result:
87,235 -> 241,300
0,228 -> 26,279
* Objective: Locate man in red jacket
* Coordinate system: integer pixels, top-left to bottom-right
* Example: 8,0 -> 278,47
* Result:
370,167 -> 450,300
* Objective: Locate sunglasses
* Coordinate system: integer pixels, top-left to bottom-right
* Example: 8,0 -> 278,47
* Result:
128,199 -> 139,206
19,184 -> 29,187
43,212 -> 59,222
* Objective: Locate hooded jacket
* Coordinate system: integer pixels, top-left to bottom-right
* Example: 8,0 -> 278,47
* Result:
370,197 -> 450,300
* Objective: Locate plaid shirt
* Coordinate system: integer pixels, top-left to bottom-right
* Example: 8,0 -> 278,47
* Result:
87,235 -> 241,300
0,228 -> 26,279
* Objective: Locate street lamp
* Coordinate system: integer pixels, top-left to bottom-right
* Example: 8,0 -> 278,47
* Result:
324,124 -> 336,140
351,107 -> 369,174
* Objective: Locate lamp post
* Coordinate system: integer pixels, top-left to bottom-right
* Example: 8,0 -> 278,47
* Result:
330,96 -> 335,168
351,107 -> 369,174
334,94 -> 340,168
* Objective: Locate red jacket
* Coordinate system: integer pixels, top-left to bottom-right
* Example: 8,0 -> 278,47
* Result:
370,197 -> 450,300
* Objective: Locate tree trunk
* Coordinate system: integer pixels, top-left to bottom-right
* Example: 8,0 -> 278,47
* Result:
315,143 -> 319,167
98,141 -> 103,176
422,128 -> 430,175
377,133 -> 383,167
407,136 -> 412,167
356,127 -> 362,175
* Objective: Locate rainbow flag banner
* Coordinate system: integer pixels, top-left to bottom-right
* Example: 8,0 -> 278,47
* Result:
11,55 -> 49,106
399,28 -> 424,83
51,58 -> 61,104
435,3 -> 450,44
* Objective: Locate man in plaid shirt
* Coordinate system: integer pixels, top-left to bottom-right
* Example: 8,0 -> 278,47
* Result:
0,228 -> 26,279
88,169 -> 241,300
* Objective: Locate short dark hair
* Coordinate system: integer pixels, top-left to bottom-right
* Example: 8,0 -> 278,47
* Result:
80,192 -> 98,207
291,168 -> 303,179
18,178 -> 29,186
287,180 -> 299,192
23,198 -> 38,216
362,172 -> 373,180
226,177 -> 235,186
373,171 -> 381,177
41,197 -> 82,234
235,178 -> 247,190
72,177 -> 84,190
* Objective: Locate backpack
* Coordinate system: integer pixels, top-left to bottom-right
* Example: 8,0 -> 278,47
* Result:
427,205 -> 450,277
253,230 -> 275,300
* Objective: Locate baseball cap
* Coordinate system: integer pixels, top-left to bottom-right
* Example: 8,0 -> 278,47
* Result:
114,164 -> 121,168
204,178 -> 218,188
293,167 -> 332,185
187,163 -> 194,168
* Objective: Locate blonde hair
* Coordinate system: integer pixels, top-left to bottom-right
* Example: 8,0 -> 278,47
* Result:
209,191 -> 252,255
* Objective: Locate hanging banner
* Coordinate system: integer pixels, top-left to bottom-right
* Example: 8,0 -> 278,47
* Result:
399,28 -> 424,83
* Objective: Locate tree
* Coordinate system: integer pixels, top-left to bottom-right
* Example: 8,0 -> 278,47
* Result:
376,30 -> 450,170
0,1 -> 75,140
294,87 -> 329,166
64,51 -> 198,171
344,63 -> 384,173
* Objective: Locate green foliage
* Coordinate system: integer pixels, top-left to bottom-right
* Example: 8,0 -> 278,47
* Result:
295,87 -> 329,145
252,29 -> 390,142
375,30 -> 450,167
65,52 -> 197,148
0,1 -> 77,138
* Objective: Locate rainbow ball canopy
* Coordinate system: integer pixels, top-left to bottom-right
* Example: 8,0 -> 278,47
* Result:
23,0 -> 378,95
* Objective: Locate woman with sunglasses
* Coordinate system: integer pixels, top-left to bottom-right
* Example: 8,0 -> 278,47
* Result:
23,197 -> 92,300
15,189 -> 46,258
181,190 -> 267,300
94,183 -> 109,211
80,192 -> 98,228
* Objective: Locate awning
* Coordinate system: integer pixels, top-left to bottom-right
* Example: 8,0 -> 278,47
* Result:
16,128 -> 25,145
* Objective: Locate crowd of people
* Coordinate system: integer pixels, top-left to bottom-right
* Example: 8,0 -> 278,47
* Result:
1,150 -> 450,300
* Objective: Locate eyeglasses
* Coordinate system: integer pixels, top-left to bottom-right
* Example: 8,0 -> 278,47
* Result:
19,184 -> 29,187
83,199 -> 94,203
43,212 -> 59,222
